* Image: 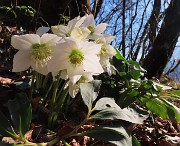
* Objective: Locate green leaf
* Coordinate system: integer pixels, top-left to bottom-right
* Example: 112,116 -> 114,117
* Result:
93,97 -> 120,111
80,80 -> 101,111
129,70 -> 141,80
82,126 -> 132,146
115,48 -> 125,61
117,89 -> 139,108
91,105 -> 149,124
0,112 -> 16,137
6,93 -> 32,136
132,135 -> 141,146
140,97 -> 180,122
117,71 -> 127,77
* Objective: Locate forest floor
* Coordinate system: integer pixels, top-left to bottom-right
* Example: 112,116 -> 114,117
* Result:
0,67 -> 180,146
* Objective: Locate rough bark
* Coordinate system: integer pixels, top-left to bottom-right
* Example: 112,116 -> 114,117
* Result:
142,0 -> 180,79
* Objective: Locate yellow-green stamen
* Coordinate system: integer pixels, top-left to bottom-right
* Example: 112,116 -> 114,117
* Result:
87,26 -> 95,34
69,49 -> 84,66
31,43 -> 53,65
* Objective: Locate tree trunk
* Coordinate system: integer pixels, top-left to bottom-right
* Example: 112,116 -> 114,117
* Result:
142,0 -> 180,79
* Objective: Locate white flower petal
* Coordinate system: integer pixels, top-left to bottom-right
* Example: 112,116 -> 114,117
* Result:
82,14 -> 95,27
67,65 -> 84,76
36,26 -> 50,36
71,27 -> 84,39
65,37 -> 79,49
51,25 -> 69,37
47,55 -> 68,73
12,50 -> 30,72
103,34 -> 115,43
95,23 -> 107,33
69,75 -> 81,84
31,62 -> 49,75
83,55 -> 104,73
81,41 -> 102,54
40,34 -> 60,45
11,34 -> 40,50
106,45 -> 116,56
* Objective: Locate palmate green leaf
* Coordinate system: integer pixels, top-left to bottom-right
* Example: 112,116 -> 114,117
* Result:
0,112 -> 16,137
91,105 -> 149,124
82,126 -> 132,146
140,97 -> 180,122
6,93 -> 32,136
80,80 -> 101,111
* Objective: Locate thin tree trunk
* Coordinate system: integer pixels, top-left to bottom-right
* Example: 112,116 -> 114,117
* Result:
122,0 -> 126,57
142,0 -> 180,79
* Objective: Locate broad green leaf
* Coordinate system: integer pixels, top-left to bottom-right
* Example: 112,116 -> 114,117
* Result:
91,105 -> 149,124
0,112 -> 16,137
80,80 -> 101,111
93,97 -> 120,111
126,60 -> 140,67
115,48 -> 125,61
129,70 -> 141,80
82,126 -> 132,146
117,89 -> 139,108
117,71 -> 126,77
140,97 -> 180,122
6,93 -> 32,136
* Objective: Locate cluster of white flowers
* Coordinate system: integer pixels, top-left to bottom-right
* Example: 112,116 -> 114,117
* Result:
11,14 -> 116,97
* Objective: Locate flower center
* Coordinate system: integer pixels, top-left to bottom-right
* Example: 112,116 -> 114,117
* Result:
87,26 -> 95,34
30,43 -> 53,65
69,49 -> 84,66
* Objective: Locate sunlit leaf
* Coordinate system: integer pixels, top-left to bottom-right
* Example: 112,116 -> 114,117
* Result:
115,48 -> 125,61
93,97 -> 119,111
140,97 -> 180,122
91,104 -> 149,124
80,80 -> 101,111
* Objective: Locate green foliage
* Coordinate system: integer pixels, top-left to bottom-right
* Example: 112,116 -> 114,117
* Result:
82,126 -> 132,146
140,97 -> 180,122
0,93 -> 32,142
78,80 -> 149,145
0,5 -> 36,28
6,93 -> 32,136
112,49 -> 180,123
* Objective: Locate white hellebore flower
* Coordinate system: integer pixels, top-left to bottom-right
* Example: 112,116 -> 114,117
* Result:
11,33 -> 60,75
48,37 -> 104,77
82,14 -> 107,40
51,16 -> 90,39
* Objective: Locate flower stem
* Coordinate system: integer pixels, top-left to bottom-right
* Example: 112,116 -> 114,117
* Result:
29,71 -> 36,99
